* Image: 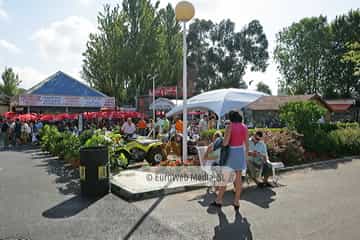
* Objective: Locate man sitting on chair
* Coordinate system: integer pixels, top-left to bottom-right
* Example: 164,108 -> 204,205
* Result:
247,131 -> 272,187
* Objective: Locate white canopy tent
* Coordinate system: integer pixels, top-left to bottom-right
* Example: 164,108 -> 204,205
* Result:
166,88 -> 268,118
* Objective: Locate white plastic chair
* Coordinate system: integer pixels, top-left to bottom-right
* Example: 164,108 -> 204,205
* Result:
196,146 -> 218,187
258,159 -> 284,184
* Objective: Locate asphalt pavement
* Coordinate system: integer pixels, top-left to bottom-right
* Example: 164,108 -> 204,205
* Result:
0,147 -> 360,240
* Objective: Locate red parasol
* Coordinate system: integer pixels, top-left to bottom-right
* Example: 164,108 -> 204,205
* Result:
83,112 -> 97,120
113,111 -> 125,119
18,113 -> 38,122
40,114 -> 55,121
68,113 -> 78,120
99,111 -> 114,119
3,112 -> 17,119
54,113 -> 69,121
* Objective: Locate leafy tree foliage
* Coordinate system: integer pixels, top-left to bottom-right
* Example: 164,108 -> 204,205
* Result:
256,81 -> 272,95
0,67 -> 22,98
187,19 -> 269,92
274,16 -> 331,95
329,10 -> 360,98
274,9 -> 360,98
83,1 -> 269,104
342,42 -> 360,77
82,1 -> 180,104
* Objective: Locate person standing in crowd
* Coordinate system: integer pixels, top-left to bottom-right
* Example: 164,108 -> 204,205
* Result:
147,119 -> 154,136
13,119 -> 21,146
211,111 -> 249,210
0,119 -> 9,149
21,121 -> 28,144
199,115 -> 208,133
175,116 -> 183,134
27,122 -> 33,143
137,117 -> 147,136
163,117 -> 170,134
208,115 -> 217,130
35,120 -> 43,132
121,117 -> 136,136
155,116 -> 164,135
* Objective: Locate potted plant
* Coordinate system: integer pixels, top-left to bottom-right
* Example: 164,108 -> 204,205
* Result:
63,133 -> 81,168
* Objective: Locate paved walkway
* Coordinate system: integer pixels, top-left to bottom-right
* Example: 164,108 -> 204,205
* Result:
1,147 -> 359,240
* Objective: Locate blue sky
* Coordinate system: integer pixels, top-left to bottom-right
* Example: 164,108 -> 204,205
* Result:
0,0 -> 359,94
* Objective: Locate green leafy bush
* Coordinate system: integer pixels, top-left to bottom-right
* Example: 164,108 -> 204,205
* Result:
280,101 -> 326,134
79,129 -> 94,145
40,125 -> 62,154
63,133 -> 81,162
328,128 -> 360,156
318,122 -> 359,133
335,122 -> 359,129
200,128 -> 283,142
200,129 -> 222,142
84,131 -> 112,148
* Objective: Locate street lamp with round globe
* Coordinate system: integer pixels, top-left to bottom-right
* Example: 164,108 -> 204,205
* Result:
175,1 -> 194,162
175,1 -> 195,21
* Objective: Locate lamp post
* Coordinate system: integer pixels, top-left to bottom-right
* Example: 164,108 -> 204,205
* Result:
152,75 -> 156,139
175,1 -> 195,162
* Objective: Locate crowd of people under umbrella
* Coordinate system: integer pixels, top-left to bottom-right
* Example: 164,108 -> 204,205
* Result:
0,111 -> 221,149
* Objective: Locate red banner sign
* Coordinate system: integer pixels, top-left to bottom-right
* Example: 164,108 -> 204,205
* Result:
149,86 -> 177,97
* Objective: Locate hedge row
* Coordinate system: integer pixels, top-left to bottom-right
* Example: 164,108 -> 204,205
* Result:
200,128 -> 283,141
200,126 -> 360,166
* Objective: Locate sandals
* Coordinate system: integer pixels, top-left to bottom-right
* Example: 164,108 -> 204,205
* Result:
210,201 -> 240,210
233,203 -> 240,210
264,182 -> 273,188
210,201 -> 222,208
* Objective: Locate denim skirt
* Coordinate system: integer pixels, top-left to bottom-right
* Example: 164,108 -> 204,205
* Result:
226,145 -> 246,171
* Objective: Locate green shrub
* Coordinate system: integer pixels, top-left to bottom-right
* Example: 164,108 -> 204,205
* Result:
335,122 -> 359,129
200,128 -> 283,142
318,122 -> 359,133
279,101 -> 326,134
62,132 -> 81,162
328,128 -> 360,156
249,128 -> 283,135
79,129 -> 94,145
200,129 -> 223,142
84,131 -> 112,148
40,125 -> 61,154
318,123 -> 339,133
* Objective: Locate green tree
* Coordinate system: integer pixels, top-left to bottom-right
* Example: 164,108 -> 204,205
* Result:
342,42 -> 360,77
0,67 -> 22,97
157,4 -> 182,87
274,16 -> 331,95
256,81 -> 272,95
187,19 -> 269,92
328,10 -> 360,98
82,0 -> 176,105
279,101 -> 326,134
82,4 -> 127,103
186,19 -> 215,92
274,9 -> 360,98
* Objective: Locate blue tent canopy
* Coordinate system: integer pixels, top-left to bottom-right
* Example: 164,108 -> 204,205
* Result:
27,71 -> 107,97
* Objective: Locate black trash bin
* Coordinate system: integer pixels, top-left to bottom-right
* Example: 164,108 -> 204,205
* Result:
79,146 -> 109,198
